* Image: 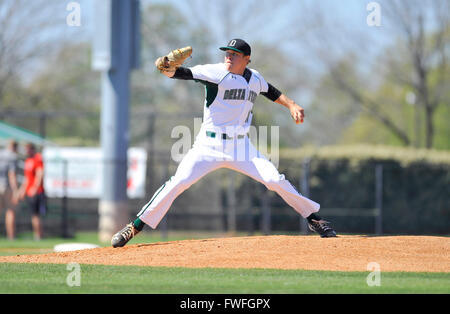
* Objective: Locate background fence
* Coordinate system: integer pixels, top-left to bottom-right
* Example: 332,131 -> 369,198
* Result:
0,111 -> 449,238
2,149 -> 448,238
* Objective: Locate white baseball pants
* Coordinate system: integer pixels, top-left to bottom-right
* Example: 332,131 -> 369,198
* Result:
137,131 -> 320,229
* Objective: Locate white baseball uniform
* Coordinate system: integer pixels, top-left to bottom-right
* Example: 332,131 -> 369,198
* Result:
137,63 -> 320,229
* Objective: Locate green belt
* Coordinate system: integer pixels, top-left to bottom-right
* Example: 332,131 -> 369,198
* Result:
206,131 -> 246,140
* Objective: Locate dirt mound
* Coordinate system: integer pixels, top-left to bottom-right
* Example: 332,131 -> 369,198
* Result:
1,235 -> 449,272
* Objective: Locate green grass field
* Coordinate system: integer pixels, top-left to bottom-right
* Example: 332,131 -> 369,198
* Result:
0,232 -> 449,294
0,263 -> 449,294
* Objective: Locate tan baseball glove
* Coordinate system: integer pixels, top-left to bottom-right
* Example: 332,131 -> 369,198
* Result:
155,46 -> 193,73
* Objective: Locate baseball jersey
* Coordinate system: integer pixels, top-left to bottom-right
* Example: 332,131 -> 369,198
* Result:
24,153 -> 44,197
173,63 -> 281,136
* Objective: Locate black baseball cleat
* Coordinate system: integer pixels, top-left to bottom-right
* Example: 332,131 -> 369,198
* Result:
111,223 -> 140,248
308,219 -> 337,238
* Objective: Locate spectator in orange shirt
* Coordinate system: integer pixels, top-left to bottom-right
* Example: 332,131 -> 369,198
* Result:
19,143 -> 47,240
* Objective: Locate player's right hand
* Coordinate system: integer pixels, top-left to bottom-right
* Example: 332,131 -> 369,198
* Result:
290,104 -> 304,124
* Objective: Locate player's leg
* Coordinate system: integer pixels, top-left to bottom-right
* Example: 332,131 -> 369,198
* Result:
31,214 -> 43,240
229,138 -> 336,237
111,145 -> 223,247
137,146 -> 224,228
5,208 -> 15,240
28,194 -> 44,240
0,192 -> 6,238
230,157 -> 319,217
5,188 -> 17,240
228,138 -> 318,217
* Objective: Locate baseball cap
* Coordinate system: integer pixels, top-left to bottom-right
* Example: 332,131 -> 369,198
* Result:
220,39 -> 251,56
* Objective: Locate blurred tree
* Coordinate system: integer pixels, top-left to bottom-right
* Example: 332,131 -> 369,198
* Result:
381,0 -> 450,148
294,0 -> 450,149
25,42 -> 100,144
133,2 -> 213,115
0,0 -> 62,105
303,56 -> 364,146
250,42 -> 312,148
1,3 -> 212,146
130,3 -> 215,152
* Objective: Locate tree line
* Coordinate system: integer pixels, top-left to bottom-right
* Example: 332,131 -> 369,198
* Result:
0,0 -> 448,150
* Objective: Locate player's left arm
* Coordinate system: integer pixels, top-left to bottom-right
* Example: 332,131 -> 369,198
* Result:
158,66 -> 194,80
261,83 -> 304,124
275,94 -> 304,124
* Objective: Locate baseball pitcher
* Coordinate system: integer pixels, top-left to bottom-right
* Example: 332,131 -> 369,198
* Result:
112,39 -> 336,247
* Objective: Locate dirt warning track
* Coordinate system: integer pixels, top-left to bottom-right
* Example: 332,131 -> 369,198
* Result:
0,235 -> 449,273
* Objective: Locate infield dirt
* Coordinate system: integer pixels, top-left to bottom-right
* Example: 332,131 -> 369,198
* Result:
0,235 -> 448,272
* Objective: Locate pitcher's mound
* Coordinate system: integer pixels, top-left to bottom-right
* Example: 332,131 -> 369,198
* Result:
0,235 -> 448,272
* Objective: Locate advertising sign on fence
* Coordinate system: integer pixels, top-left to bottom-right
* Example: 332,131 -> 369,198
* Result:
43,147 -> 147,199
